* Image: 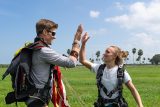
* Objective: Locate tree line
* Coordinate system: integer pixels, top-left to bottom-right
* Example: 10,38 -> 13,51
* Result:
132,48 -> 160,65
0,48 -> 159,67
67,48 -> 160,65
0,64 -> 9,68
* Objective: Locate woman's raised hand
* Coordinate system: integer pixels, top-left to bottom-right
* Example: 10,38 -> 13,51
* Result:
82,32 -> 90,45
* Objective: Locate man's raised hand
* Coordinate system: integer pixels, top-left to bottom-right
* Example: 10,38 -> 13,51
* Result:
74,24 -> 83,41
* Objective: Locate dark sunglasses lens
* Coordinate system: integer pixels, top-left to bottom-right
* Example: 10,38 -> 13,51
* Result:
52,32 -> 56,36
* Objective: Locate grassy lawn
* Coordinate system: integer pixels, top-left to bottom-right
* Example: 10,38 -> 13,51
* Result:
0,65 -> 160,107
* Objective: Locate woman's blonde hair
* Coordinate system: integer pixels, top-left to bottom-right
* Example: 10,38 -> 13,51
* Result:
110,46 -> 129,65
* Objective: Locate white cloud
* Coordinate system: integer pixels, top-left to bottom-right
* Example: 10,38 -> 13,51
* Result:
87,28 -> 108,37
105,0 -> 160,33
104,0 -> 160,60
115,2 -> 124,10
125,32 -> 160,60
90,10 -> 100,18
129,32 -> 160,46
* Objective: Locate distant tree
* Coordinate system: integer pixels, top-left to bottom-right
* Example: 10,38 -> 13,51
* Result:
137,49 -> 143,64
95,51 -> 101,62
143,57 -> 145,64
89,58 -> 94,63
0,64 -> 9,68
132,48 -> 136,64
136,56 -> 141,62
91,59 -> 94,63
148,58 -> 151,63
150,54 -> 160,65
67,49 -> 71,55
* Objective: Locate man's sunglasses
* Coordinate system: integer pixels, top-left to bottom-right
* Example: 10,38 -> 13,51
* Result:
48,30 -> 56,36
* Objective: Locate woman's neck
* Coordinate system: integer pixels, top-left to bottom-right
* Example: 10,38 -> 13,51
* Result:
105,61 -> 116,69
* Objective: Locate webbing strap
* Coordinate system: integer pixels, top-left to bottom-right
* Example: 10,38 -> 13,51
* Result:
96,64 -> 106,98
96,64 -> 125,98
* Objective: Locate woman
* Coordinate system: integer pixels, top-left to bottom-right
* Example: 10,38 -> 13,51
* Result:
79,33 -> 143,107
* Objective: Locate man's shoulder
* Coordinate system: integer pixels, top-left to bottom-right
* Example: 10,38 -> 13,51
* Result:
40,47 -> 57,55
41,47 -> 52,51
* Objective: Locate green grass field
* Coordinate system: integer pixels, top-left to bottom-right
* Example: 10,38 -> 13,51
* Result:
0,65 -> 160,107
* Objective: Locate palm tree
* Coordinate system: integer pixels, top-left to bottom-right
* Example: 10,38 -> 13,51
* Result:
132,48 -> 136,64
67,49 -> 71,55
148,58 -> 151,64
143,57 -> 145,64
96,51 -> 100,63
138,49 -> 143,64
136,56 -> 141,63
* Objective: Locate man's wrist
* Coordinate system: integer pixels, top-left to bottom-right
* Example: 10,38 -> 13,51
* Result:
74,32 -> 82,41
72,40 -> 80,48
70,50 -> 79,59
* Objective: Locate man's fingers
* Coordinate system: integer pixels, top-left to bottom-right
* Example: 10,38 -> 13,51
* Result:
77,24 -> 83,33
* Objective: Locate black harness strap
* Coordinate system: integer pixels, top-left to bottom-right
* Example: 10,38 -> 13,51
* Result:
42,64 -> 55,104
96,64 -> 106,99
117,65 -> 125,98
96,64 -> 125,99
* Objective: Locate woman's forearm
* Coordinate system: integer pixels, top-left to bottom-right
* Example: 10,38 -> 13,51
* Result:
79,33 -> 92,69
79,43 -> 92,69
131,87 -> 143,107
79,43 -> 86,63
126,81 -> 143,107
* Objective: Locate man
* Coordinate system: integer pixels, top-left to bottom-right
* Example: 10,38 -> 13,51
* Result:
26,19 -> 82,107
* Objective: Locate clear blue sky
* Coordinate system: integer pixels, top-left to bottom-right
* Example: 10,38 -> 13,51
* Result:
1,0 -> 159,64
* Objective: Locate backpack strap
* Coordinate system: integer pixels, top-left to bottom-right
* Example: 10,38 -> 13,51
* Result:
41,64 -> 55,103
96,64 -> 106,99
117,65 -> 125,98
1,40 -> 48,80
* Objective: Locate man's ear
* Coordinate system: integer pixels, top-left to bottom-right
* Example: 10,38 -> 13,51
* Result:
42,29 -> 48,35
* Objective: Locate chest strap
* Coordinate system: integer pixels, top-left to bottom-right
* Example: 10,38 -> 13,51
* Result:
96,64 -> 125,98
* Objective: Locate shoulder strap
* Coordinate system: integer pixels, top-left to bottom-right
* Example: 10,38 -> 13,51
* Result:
96,64 -> 106,80
96,64 -> 106,98
1,41 -> 47,80
117,65 -> 125,97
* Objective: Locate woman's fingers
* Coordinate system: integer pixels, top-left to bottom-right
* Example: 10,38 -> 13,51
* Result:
82,32 -> 90,43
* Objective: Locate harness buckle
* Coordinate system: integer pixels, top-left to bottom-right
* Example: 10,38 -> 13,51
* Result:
117,68 -> 124,78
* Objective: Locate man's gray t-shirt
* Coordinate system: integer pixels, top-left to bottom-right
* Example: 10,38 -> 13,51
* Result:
30,47 -> 76,89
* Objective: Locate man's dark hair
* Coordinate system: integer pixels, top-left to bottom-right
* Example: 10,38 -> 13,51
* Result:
36,19 -> 58,35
